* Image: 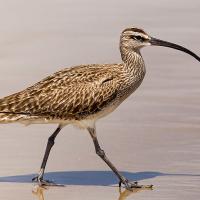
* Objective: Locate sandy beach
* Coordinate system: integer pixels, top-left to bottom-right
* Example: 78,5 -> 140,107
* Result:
0,0 -> 200,199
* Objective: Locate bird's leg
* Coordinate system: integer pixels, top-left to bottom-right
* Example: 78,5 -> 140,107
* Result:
32,125 -> 63,186
87,127 -> 153,190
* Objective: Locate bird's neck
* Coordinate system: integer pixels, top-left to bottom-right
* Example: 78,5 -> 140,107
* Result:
120,46 -> 145,76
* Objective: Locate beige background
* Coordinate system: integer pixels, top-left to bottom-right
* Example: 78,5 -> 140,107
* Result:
0,0 -> 200,199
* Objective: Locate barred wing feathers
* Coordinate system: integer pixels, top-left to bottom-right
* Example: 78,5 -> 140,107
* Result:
0,64 -> 121,122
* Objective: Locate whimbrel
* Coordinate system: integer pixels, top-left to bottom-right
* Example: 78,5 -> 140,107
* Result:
0,27 -> 199,190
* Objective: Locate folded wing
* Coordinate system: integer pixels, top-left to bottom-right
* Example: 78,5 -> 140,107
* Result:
0,64 -> 121,122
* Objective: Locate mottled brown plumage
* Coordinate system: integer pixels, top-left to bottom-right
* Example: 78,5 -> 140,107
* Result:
0,27 -> 146,126
0,64 -> 120,122
0,62 -> 144,125
1,27 -> 199,190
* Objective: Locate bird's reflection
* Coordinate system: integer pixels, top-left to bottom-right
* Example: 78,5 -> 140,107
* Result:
32,185 -> 47,200
32,185 -> 152,200
118,186 -> 152,200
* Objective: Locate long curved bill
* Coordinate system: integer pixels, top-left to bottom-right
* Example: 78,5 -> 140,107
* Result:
150,37 -> 200,62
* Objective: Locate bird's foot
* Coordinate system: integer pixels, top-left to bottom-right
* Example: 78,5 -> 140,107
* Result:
32,170 -> 64,187
119,180 -> 153,191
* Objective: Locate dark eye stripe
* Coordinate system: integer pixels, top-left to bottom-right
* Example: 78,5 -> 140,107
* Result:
130,35 -> 145,42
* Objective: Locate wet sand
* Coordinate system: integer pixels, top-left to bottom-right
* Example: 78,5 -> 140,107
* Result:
0,0 -> 200,199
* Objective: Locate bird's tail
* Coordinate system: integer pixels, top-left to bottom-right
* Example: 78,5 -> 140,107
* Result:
0,90 -> 40,124
0,95 -> 26,124
0,112 -> 25,123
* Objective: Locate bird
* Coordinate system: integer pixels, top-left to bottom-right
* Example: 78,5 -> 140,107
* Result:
0,27 -> 199,190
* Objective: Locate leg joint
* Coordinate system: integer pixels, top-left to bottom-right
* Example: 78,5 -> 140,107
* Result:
96,149 -> 105,157
48,136 -> 55,146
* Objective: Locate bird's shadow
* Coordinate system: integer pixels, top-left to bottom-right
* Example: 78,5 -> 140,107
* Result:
0,171 -> 199,186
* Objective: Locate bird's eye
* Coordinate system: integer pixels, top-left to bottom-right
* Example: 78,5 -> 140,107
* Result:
130,35 -> 145,42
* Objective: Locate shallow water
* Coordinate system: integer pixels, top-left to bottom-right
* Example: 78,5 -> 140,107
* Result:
0,0 -> 200,199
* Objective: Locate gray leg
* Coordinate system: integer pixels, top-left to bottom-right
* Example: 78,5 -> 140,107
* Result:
32,125 -> 62,186
88,127 -> 131,189
87,127 -> 153,190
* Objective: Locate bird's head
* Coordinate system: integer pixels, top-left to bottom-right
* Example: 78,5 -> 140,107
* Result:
120,27 -> 150,50
120,27 -> 200,62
